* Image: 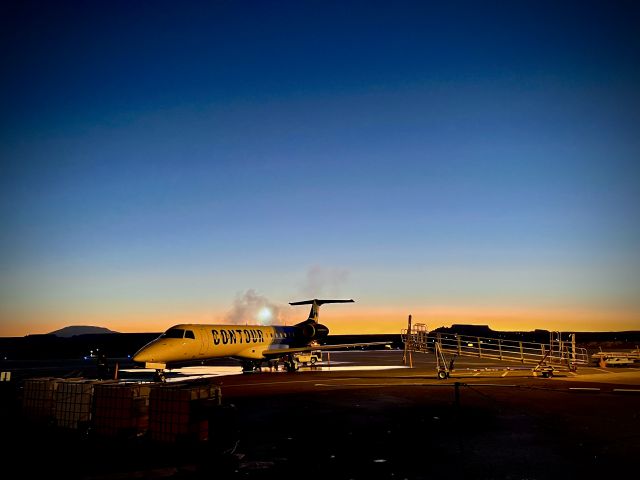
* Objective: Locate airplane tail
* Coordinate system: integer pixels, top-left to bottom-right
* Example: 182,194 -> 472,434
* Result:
290,299 -> 354,324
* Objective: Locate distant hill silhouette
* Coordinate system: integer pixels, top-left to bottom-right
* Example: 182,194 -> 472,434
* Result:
48,326 -> 118,337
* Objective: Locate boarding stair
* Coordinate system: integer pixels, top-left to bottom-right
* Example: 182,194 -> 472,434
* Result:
402,325 -> 589,378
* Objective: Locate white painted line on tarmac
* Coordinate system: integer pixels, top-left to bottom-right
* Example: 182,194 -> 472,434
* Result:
569,387 -> 600,391
501,371 -> 509,377
613,388 -> 640,393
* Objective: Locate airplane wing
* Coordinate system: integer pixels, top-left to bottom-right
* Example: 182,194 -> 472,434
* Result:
262,341 -> 391,358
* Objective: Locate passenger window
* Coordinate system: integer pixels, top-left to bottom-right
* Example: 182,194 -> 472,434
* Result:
185,330 -> 195,339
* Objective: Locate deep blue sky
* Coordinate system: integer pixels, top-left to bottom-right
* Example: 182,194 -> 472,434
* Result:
1,1 -> 639,335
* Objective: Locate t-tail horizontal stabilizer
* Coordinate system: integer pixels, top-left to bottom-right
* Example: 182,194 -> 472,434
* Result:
290,299 -> 354,323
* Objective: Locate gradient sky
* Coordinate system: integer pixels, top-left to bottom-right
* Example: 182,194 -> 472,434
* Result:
1,1 -> 639,336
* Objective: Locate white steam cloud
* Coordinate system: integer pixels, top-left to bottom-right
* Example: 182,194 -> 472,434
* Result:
225,289 -> 288,325
300,265 -> 350,298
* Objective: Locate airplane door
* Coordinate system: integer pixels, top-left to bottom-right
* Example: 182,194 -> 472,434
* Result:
199,328 -> 206,355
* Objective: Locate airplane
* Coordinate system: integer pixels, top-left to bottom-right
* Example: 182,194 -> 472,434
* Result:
132,299 -> 389,380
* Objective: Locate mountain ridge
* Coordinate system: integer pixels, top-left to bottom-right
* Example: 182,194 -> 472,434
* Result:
48,325 -> 118,337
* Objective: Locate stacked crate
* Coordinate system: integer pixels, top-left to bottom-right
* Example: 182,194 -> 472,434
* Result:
53,379 -> 111,429
92,382 -> 150,438
148,382 -> 221,443
22,377 -> 64,424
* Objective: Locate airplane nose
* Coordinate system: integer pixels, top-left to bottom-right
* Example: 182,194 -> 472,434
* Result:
132,348 -> 150,363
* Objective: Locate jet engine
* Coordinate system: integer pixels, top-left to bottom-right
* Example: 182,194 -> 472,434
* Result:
300,322 -> 329,341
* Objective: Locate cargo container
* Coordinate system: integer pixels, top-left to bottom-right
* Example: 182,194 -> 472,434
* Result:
22,377 -> 65,424
148,381 -> 221,443
92,382 -> 150,438
53,379 -> 115,429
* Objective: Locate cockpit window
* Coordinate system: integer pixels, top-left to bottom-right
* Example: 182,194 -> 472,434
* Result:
185,330 -> 195,339
162,328 -> 185,338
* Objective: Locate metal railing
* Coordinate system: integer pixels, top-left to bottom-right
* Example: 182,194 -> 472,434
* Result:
402,330 -> 589,367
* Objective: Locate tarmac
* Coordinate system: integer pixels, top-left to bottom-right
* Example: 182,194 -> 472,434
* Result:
2,350 -> 639,479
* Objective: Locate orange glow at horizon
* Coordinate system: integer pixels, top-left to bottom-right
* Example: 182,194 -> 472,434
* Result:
1,305 -> 638,337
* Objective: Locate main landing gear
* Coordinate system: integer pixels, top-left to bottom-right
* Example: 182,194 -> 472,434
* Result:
283,354 -> 299,373
242,361 -> 264,373
240,356 -> 300,373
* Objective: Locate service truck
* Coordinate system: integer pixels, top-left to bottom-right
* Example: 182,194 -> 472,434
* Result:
293,350 -> 322,366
